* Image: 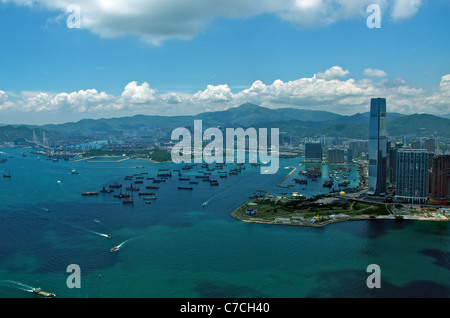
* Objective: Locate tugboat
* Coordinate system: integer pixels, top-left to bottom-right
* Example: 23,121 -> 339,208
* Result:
32,287 -> 55,298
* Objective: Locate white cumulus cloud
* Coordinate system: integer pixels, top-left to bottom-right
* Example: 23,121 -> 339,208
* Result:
1,0 -> 425,44
364,68 -> 388,77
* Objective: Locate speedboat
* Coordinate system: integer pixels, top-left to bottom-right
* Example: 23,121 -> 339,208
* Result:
110,246 -> 119,253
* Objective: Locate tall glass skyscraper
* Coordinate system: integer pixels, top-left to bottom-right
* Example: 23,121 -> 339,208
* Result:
368,98 -> 387,196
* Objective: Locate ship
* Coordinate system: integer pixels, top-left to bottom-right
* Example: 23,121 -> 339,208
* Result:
32,287 -> 55,298
123,196 -> 134,204
81,192 -> 99,196
138,192 -> 156,196
146,185 -> 159,189
294,178 -> 308,184
126,183 -> 140,191
100,186 -> 114,193
114,191 -> 130,198
109,182 -> 122,188
338,180 -> 350,187
178,186 -> 193,190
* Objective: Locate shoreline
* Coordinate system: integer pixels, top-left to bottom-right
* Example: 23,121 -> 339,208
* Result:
230,200 -> 449,228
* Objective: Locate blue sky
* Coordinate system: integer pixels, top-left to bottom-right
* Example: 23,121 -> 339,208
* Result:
0,0 -> 449,124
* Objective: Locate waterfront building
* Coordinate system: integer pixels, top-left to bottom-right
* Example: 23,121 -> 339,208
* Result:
395,149 -> 429,204
305,142 -> 322,163
368,98 -> 387,196
328,148 -> 345,163
429,154 -> 450,201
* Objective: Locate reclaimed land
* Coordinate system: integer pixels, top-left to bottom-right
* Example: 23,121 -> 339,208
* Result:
230,194 -> 449,228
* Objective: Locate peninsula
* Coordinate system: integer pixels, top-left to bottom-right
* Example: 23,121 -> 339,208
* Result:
230,191 -> 449,227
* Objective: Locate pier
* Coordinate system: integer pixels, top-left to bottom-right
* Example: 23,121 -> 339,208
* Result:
276,167 -> 296,188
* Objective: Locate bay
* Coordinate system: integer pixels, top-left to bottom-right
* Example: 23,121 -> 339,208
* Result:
0,148 -> 448,298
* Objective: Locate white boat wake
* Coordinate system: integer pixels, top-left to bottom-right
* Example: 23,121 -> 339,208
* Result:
0,280 -> 35,293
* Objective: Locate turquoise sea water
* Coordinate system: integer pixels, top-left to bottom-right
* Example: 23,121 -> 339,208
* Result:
0,148 -> 448,298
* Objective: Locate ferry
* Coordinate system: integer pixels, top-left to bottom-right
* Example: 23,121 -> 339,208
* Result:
32,287 -> 55,298
81,192 -> 99,196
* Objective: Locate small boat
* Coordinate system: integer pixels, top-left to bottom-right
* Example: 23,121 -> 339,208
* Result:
123,196 -> 134,204
71,170 -> 78,174
109,182 -> 122,188
3,172 -> 11,178
32,287 -> 55,298
81,192 -> 99,196
145,201 -> 152,205
100,186 -> 114,193
146,185 -> 159,189
110,246 -> 119,253
138,192 -> 156,196
178,186 -> 193,190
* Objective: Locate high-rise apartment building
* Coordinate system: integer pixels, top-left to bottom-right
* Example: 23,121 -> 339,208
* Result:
305,142 -> 323,163
396,149 -> 429,204
368,98 -> 387,196
429,154 -> 450,201
328,148 -> 345,163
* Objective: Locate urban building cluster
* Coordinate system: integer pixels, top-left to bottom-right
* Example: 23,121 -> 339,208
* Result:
303,98 -> 450,205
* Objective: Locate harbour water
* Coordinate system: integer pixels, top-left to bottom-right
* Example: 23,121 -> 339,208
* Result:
0,148 -> 448,298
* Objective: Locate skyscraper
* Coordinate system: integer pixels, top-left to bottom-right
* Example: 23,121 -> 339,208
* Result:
368,98 -> 387,196
396,149 -> 429,204
429,154 -> 450,201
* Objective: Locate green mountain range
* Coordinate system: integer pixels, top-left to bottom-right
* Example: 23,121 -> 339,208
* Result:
1,103 -> 449,143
